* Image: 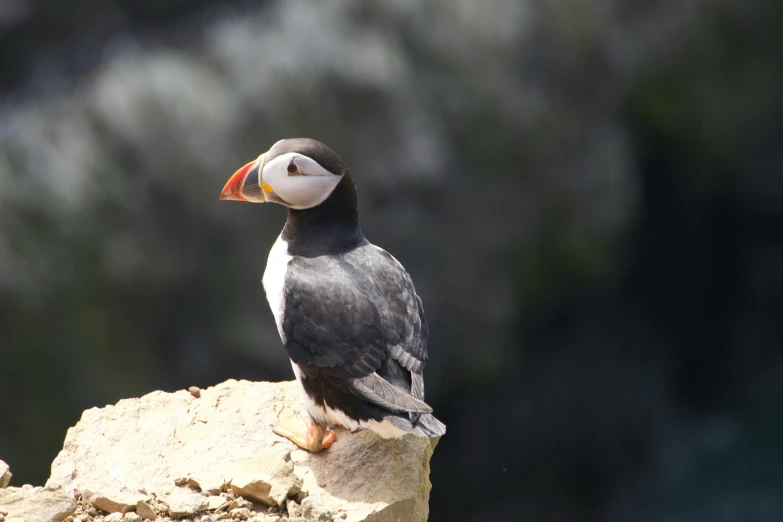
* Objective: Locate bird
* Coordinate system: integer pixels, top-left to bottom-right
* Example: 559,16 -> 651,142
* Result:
219,138 -> 446,452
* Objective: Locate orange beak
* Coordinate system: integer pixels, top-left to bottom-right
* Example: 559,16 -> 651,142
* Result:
220,159 -> 266,203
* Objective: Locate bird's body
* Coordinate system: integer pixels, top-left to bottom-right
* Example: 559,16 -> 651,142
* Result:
221,138 -> 445,451
264,233 -> 444,438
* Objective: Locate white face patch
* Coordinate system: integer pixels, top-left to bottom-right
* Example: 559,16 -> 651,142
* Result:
261,152 -> 343,209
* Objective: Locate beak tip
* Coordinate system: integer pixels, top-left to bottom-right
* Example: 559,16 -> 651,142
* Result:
220,159 -> 258,203
219,192 -> 245,202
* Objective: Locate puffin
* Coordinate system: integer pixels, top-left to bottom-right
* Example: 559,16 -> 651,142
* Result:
219,138 -> 446,452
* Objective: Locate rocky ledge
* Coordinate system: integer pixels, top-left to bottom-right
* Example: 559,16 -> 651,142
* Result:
0,380 -> 439,522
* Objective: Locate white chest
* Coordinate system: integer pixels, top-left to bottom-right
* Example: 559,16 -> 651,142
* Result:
262,235 -> 292,343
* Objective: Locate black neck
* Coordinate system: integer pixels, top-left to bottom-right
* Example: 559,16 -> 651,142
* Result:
281,173 -> 365,257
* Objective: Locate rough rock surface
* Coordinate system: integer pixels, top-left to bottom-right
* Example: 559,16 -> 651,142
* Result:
230,448 -> 302,507
184,472 -> 225,495
44,379 -> 439,521
89,491 -> 147,514
161,490 -> 209,517
0,485 -> 76,522
135,500 -> 157,520
0,461 -> 11,488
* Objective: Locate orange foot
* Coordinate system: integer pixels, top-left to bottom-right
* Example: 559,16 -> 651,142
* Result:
273,413 -> 335,452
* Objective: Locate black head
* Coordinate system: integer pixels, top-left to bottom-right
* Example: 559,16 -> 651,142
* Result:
220,138 -> 363,254
265,138 -> 348,178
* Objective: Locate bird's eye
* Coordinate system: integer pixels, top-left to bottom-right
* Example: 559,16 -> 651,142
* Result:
287,162 -> 299,175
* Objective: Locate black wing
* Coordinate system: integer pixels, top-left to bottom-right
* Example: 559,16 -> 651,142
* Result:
282,244 -> 430,412
363,247 -> 428,376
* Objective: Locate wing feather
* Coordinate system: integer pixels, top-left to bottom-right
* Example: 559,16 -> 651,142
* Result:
347,372 -> 432,413
280,243 -> 430,412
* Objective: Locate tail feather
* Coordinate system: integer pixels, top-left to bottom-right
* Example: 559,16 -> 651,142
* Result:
385,412 -> 446,438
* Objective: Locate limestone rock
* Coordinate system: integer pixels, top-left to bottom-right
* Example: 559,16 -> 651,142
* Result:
185,471 -> 226,495
254,511 -> 276,521
47,380 -> 439,521
135,501 -> 156,520
230,447 -> 300,507
124,513 -> 141,522
301,497 -> 332,521
162,489 -> 209,517
0,461 -> 10,489
0,485 -> 77,522
205,496 -> 226,511
229,507 -> 252,519
90,491 -> 146,513
285,498 -> 301,519
104,513 -> 123,522
228,497 -> 253,511
288,428 -> 438,522
228,497 -> 253,510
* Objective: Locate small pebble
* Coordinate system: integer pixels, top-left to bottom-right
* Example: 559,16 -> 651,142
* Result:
105,513 -> 124,522
285,499 -> 300,519
229,507 -> 251,520
124,512 -> 142,522
136,500 -> 157,520
228,498 -> 252,511
207,496 -> 228,511
188,386 -> 202,398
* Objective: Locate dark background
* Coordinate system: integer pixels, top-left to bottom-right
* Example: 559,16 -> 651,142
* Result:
1,1 -> 783,521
